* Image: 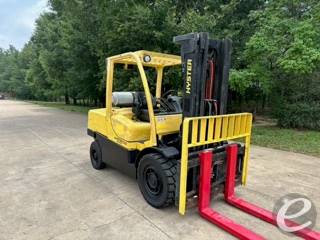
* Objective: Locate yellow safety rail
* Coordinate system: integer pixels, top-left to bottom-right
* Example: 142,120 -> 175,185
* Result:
178,113 -> 253,215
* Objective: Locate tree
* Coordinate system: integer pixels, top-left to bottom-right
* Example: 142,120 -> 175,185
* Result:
1,0 -> 319,129
0,46 -> 32,99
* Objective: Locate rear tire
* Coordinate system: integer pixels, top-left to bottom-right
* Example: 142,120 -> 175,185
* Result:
90,140 -> 106,170
137,153 -> 176,208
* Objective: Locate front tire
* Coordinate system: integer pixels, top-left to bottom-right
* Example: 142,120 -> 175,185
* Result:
137,153 -> 176,208
90,140 -> 106,170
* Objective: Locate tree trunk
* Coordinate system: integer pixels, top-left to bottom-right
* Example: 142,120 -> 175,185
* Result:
65,91 -> 70,105
262,95 -> 266,111
239,95 -> 244,112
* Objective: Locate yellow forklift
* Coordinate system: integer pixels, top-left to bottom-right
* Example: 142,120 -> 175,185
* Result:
87,33 -> 319,240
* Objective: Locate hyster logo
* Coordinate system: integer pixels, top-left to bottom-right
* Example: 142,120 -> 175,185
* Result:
186,59 -> 192,94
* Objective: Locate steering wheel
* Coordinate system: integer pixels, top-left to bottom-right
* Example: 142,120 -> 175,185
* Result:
162,89 -> 177,98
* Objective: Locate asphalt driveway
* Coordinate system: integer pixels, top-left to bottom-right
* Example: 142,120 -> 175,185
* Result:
0,100 -> 319,240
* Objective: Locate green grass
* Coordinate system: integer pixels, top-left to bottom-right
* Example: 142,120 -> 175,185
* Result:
29,101 -> 320,157
252,126 -> 320,157
29,101 -> 94,114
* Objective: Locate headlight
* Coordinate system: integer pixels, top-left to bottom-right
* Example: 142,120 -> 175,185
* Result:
143,55 -> 151,63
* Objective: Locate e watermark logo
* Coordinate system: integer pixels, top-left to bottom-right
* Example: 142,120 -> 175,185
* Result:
274,193 -> 317,235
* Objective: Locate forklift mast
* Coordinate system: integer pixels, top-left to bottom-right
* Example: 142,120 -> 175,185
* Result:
174,32 -> 232,117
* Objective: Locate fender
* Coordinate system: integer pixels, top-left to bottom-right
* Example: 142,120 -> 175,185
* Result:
135,146 -> 179,168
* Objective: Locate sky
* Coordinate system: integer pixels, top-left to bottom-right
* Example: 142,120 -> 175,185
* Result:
0,0 -> 48,50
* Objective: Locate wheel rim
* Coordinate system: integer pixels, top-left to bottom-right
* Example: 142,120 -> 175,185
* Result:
91,149 -> 98,165
144,166 -> 162,195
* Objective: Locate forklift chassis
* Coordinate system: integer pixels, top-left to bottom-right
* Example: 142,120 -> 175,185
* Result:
87,32 -> 247,210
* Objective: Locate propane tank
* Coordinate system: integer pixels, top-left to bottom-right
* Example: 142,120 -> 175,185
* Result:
112,92 -> 134,107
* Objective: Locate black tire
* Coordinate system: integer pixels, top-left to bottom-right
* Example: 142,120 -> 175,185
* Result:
137,153 -> 176,208
90,141 -> 106,170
